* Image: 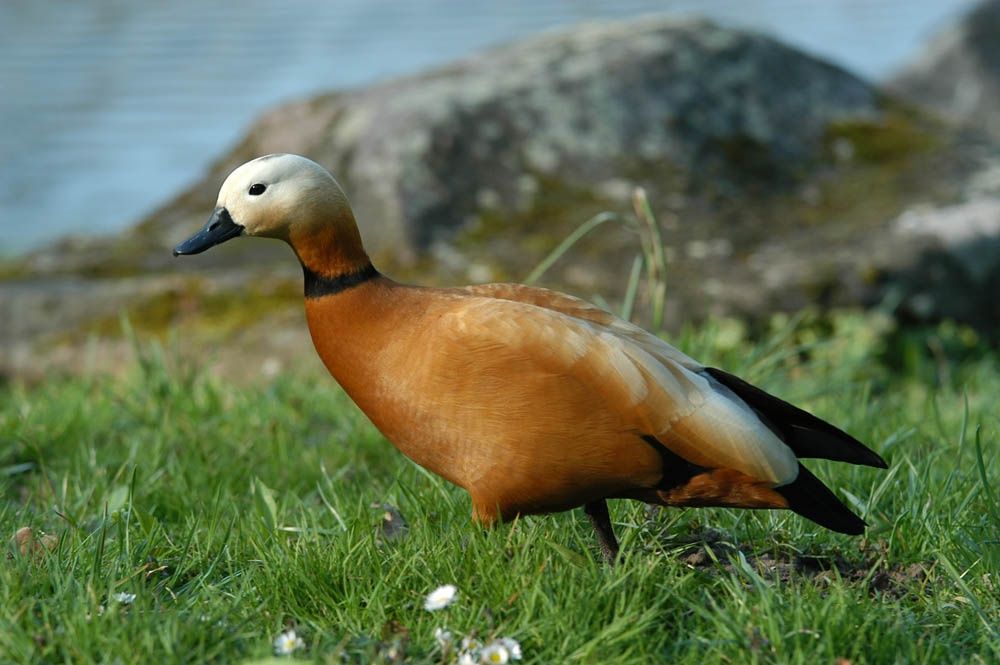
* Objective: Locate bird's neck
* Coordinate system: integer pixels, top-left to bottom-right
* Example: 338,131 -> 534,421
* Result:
288,216 -> 372,281
291,218 -> 395,378
292,216 -> 389,358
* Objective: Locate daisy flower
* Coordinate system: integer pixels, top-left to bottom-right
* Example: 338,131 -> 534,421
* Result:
460,636 -> 482,652
112,592 -> 136,605
497,637 -> 522,660
424,584 -> 458,611
457,635 -> 482,664
479,641 -> 510,664
273,629 -> 305,656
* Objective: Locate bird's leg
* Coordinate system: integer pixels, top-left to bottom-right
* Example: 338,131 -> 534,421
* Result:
584,500 -> 619,565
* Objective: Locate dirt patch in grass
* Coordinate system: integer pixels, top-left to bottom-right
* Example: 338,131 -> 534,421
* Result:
659,527 -> 932,597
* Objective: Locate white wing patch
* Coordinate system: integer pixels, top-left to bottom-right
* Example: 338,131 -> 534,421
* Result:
684,373 -> 799,485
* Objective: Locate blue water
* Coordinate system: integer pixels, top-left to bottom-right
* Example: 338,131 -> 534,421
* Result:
0,0 -> 976,254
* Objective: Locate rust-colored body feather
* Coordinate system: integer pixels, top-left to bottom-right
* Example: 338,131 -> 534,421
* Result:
304,278 -> 882,532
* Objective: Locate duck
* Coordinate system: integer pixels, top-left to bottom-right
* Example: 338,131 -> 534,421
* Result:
174,153 -> 887,563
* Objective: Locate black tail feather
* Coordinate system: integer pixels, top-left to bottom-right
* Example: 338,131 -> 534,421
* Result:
704,367 -> 887,469
776,463 -> 866,535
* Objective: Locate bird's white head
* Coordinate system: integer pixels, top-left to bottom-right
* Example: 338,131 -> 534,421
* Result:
173,153 -> 357,257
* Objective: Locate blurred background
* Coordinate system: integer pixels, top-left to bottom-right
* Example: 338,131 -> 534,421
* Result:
1,0 -> 998,380
0,0 -> 978,252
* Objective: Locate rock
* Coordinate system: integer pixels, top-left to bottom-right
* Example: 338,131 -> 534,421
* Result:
894,198 -> 1000,281
372,503 -> 409,542
889,194 -> 1000,330
891,0 -> 1000,138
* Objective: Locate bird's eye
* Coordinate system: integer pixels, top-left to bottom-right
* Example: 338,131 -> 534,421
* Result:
248,183 -> 267,196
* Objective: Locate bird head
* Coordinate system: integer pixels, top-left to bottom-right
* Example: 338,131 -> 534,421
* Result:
173,154 -> 357,257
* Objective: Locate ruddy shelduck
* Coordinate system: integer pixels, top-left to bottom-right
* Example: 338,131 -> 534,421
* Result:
175,154 -> 887,563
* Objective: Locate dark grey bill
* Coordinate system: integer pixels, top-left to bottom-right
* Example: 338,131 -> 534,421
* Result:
172,207 -> 244,256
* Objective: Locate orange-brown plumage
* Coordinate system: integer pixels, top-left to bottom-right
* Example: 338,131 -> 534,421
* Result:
175,154 -> 887,562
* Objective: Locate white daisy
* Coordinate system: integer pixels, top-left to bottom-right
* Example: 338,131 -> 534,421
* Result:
497,637 -> 522,660
479,641 -> 510,664
112,592 -> 136,605
423,584 -> 458,611
273,629 -> 305,656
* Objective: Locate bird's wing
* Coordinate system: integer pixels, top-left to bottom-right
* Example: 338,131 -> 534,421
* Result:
459,282 -> 704,370
439,294 -> 798,485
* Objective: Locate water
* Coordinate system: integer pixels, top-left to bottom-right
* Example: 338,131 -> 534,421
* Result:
0,0 -> 976,254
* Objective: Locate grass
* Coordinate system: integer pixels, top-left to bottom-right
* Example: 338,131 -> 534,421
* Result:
1,310 -> 997,664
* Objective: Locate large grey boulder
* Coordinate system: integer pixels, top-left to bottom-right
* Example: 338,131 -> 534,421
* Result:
126,16 -> 884,275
